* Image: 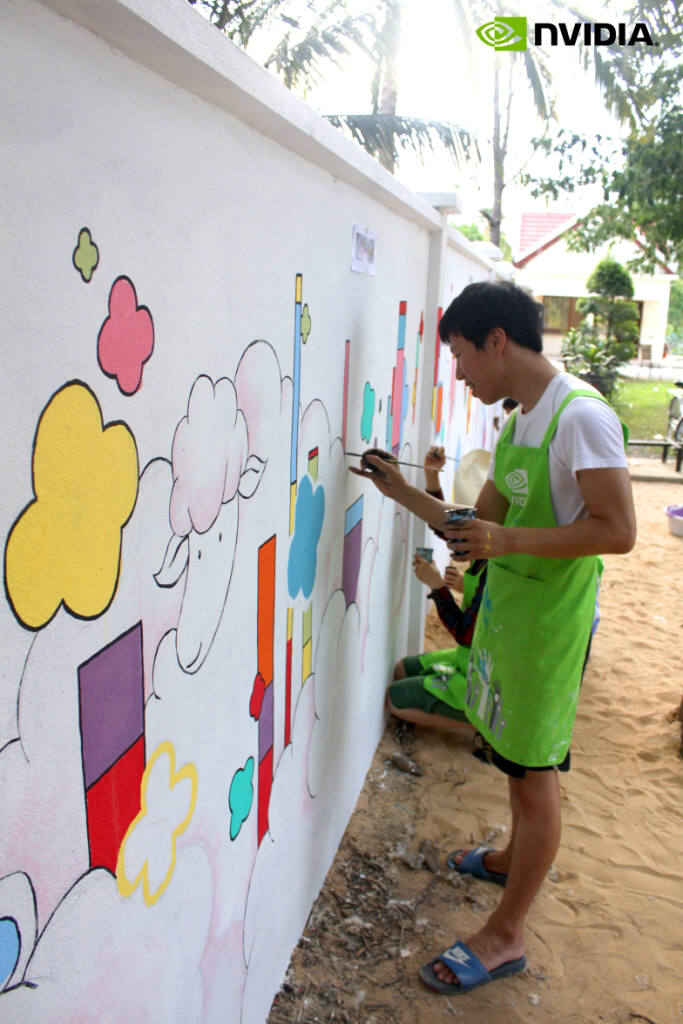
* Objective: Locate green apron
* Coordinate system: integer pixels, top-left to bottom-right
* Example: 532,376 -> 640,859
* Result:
464,389 -> 605,766
422,561 -> 485,711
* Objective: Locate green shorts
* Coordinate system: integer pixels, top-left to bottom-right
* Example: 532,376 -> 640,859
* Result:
388,675 -> 469,722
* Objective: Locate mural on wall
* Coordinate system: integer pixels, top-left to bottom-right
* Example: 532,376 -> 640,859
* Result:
386,301 -> 410,456
97,276 -> 155,396
72,227 -> 99,283
360,382 -> 375,443
0,873 -> 37,994
0,4 -> 513,1014
253,534 -> 276,843
154,373 -> 266,674
284,276 -> 304,761
116,740 -> 198,907
0,253 -> 430,1024
78,621 -> 145,874
4,381 -> 139,631
229,756 -> 255,842
412,311 -> 423,424
432,306 -> 444,441
341,338 -> 350,452
342,497 -> 363,607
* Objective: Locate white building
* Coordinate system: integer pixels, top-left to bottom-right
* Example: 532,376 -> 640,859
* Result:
513,212 -> 675,362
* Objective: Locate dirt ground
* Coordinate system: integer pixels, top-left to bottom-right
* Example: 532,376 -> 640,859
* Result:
268,473 -> 683,1024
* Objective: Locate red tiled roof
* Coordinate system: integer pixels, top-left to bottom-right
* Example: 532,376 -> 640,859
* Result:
518,212 -> 575,255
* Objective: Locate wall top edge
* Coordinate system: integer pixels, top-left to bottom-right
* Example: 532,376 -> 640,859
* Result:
40,0 -> 444,233
446,226 -> 495,270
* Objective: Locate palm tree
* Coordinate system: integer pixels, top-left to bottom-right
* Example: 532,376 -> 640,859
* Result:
186,0 -> 669,249
324,0 -> 555,246
327,0 -> 674,247
187,0 -> 477,171
186,0 -> 381,92
325,0 -> 477,175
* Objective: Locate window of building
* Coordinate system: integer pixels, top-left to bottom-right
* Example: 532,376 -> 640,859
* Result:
541,296 -> 578,332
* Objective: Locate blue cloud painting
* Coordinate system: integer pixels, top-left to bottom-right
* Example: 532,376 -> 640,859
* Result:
360,382 -> 375,443
287,476 -> 325,599
229,757 -> 254,841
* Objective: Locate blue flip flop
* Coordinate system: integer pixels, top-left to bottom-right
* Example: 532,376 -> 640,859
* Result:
447,845 -> 508,886
419,940 -> 526,994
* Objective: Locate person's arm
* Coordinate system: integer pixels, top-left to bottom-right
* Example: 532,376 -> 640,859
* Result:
429,586 -> 464,640
423,445 -> 445,495
430,565 -> 487,644
412,553 -> 444,590
349,450 -> 510,541
473,479 -> 509,524
423,445 -> 447,535
349,451 -> 453,526
443,467 -> 636,561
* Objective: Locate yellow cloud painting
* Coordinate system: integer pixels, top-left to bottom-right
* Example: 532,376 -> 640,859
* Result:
116,741 -> 198,907
4,382 -> 138,629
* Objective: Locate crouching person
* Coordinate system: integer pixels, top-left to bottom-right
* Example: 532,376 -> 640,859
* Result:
388,553 -> 486,732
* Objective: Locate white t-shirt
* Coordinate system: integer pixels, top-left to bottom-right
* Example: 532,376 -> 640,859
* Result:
488,373 -> 627,525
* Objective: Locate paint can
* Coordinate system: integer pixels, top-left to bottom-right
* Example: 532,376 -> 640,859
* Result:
443,506 -> 477,523
444,506 -> 476,556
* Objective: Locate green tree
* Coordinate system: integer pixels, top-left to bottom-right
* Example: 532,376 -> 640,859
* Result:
529,100 -> 683,272
457,223 -> 485,242
187,0 -> 674,256
188,0 -> 476,170
326,0 -> 477,173
522,2 -> 683,271
186,0 -> 380,91
579,259 -> 640,362
666,278 -> 683,351
561,258 -> 640,395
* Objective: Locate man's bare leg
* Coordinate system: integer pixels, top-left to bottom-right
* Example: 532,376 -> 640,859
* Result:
433,768 -> 561,985
451,775 -> 521,877
386,694 -> 472,734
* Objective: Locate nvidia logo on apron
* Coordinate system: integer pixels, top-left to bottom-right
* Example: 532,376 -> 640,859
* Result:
505,468 -> 528,506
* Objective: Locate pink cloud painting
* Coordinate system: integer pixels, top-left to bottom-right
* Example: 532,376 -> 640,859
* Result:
98,276 -> 154,395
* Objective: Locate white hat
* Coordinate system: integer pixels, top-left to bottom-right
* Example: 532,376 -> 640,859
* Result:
454,449 -> 491,506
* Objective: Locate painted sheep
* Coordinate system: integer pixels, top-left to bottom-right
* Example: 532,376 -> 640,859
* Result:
155,375 -> 264,673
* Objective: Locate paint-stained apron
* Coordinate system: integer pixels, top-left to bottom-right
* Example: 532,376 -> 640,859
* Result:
464,390 -> 605,766
421,561 -> 485,711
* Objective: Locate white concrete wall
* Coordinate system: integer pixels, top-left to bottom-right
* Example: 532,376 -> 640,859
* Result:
0,2 -> 495,1021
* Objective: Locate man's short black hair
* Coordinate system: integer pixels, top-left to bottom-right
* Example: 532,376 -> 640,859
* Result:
439,281 -> 543,352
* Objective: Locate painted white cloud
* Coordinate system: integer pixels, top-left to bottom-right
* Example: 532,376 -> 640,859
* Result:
242,490 -> 409,1023
0,872 -> 37,992
0,850 -> 212,1023
0,460 -> 180,931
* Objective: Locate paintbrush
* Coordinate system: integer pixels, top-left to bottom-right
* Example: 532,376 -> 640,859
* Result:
344,450 -> 444,471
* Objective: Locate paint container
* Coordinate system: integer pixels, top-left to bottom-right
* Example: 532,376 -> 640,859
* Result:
665,504 -> 683,538
444,506 -> 477,523
444,506 -> 476,556
415,547 -> 434,562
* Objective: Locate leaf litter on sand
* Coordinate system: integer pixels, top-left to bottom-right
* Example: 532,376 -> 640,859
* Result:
269,477 -> 683,1024
268,716 -> 497,1024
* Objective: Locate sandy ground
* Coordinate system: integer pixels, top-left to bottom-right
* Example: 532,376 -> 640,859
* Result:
268,471 -> 683,1024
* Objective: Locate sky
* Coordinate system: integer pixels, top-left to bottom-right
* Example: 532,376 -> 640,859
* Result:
233,0 -> 651,253
248,0 -> 640,252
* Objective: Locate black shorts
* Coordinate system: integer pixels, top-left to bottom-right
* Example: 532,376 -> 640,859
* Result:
490,746 -> 571,778
474,733 -> 571,778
